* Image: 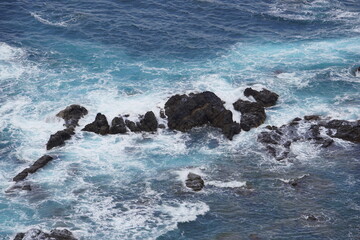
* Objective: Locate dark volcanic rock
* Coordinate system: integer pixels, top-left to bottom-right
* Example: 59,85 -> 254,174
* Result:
233,100 -> 266,131
47,128 -> 75,150
13,228 -> 77,240
185,172 -> 204,191
109,117 -> 127,134
82,113 -> 110,135
139,111 -> 158,132
125,119 -> 141,132
306,215 -> 318,221
56,104 -> 88,128
244,88 -> 279,107
13,155 -> 53,182
164,91 -> 240,139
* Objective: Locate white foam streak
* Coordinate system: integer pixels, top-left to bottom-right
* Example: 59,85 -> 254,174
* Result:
30,12 -> 70,27
207,180 -> 247,188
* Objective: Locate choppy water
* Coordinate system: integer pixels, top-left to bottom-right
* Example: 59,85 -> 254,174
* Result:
1,0 -> 360,239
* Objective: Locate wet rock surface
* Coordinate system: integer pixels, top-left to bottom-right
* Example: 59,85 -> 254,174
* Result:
258,116 -> 359,160
13,155 -> 54,182
244,87 -> 279,107
185,172 -> 205,191
82,113 -> 110,135
165,91 -> 240,139
13,228 -> 77,240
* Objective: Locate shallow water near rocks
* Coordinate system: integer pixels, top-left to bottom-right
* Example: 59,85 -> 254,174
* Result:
1,0 -> 360,239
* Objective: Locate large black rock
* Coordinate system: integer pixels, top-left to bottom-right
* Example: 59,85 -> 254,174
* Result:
164,91 -> 240,139
46,128 -> 75,150
233,100 -> 266,131
56,104 -> 88,128
244,88 -> 279,107
13,155 -> 54,182
325,119 -> 360,143
82,113 -> 110,135
13,228 -> 77,240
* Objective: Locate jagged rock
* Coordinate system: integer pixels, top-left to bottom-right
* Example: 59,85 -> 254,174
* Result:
139,111 -> 158,132
233,100 -> 266,131
13,228 -> 77,240
125,119 -> 141,132
244,88 -> 279,107
109,117 -> 127,134
56,105 -> 88,128
46,128 -> 75,150
82,113 -> 109,135
164,91 -> 240,139
185,172 -> 204,191
13,155 -> 53,182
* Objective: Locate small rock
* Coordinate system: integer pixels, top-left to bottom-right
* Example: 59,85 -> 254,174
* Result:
244,87 -> 279,107
233,100 -> 266,131
13,155 -> 53,182
139,111 -> 158,132
56,104 -> 88,128
185,172 -> 205,191
306,214 -> 318,221
158,124 -> 166,129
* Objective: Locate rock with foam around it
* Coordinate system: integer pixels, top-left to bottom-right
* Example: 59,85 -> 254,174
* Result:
82,113 -> 110,135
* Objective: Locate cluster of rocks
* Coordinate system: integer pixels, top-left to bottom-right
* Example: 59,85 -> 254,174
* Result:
14,228 -> 77,240
82,111 -> 159,135
233,88 -> 278,131
258,115 -> 360,160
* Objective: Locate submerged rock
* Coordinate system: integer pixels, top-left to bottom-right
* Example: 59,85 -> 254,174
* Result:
13,228 -> 77,240
82,113 -> 110,135
164,91 -> 240,139
46,128 -> 75,150
109,116 -> 127,134
233,100 -> 266,131
185,172 -> 205,191
13,155 -> 54,182
56,104 -> 88,128
244,87 -> 279,107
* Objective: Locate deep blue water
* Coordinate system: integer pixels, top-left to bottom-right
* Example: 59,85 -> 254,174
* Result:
1,0 -> 360,239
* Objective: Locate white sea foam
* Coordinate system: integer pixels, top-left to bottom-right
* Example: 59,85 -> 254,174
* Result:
30,12 -> 71,27
207,180 -> 246,188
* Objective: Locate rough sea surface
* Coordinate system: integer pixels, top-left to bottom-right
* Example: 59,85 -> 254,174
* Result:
1,0 -> 360,239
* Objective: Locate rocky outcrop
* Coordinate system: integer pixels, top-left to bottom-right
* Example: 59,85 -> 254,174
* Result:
258,116 -> 360,160
109,116 -> 127,134
13,228 -> 77,240
56,105 -> 88,128
233,100 -> 266,131
46,128 -> 75,150
13,155 -> 53,182
185,172 -> 205,191
232,88 -> 278,132
164,91 -> 240,140
244,88 -> 279,107
82,113 -> 110,135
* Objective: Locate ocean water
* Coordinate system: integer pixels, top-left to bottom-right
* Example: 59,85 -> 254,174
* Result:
1,0 -> 360,239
